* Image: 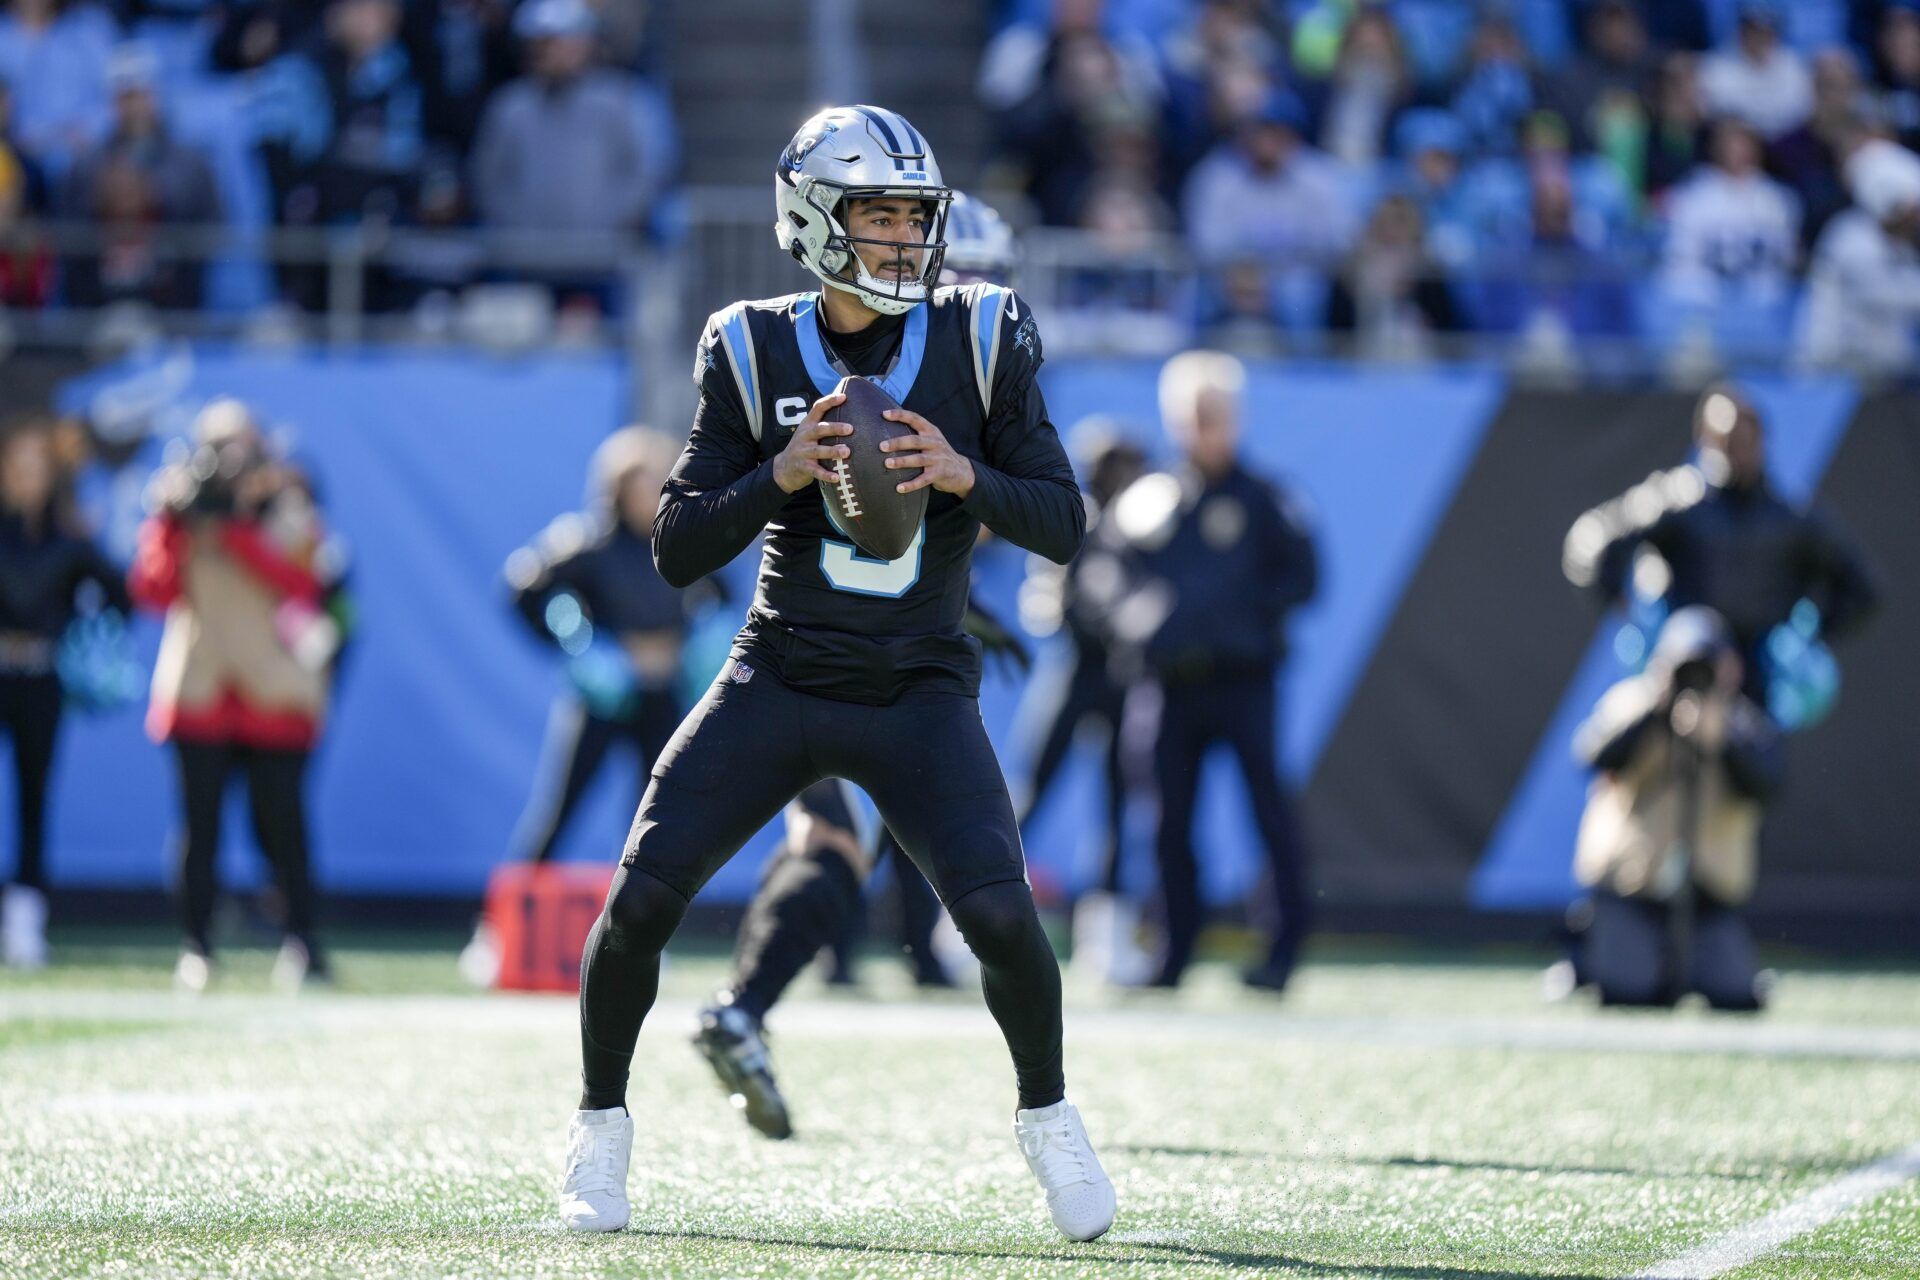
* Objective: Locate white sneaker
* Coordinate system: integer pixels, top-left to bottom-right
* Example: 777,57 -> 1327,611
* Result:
1071,893 -> 1154,988
457,921 -> 500,988
2,885 -> 48,969
558,1106 -> 632,1232
1015,1099 -> 1116,1241
174,950 -> 212,994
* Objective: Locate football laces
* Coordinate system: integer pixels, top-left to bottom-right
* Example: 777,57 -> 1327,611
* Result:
832,456 -> 863,519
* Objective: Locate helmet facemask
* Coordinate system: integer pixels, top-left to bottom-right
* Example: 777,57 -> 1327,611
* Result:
782,170 -> 952,315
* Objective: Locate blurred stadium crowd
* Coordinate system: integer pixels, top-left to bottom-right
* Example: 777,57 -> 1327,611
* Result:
981,0 -> 1920,369
0,0 -> 1918,370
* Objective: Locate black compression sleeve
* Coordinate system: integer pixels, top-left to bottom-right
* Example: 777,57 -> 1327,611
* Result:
652,391 -> 790,588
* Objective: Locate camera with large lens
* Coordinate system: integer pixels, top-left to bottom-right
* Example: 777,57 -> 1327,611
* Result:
165,437 -> 262,517
1671,656 -> 1718,694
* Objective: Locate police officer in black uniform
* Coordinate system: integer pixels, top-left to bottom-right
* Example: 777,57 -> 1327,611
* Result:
1112,350 -> 1318,993
556,107 -> 1116,1244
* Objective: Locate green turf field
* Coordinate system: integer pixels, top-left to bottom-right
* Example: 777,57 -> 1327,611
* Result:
4,931 -> 1919,1279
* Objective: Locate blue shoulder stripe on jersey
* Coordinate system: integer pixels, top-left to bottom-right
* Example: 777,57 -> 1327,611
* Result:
972,284 -> 1008,415
716,303 -> 762,437
794,293 -> 928,405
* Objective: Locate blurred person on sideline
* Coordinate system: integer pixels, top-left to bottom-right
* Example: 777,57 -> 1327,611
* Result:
1015,420 -> 1147,985
57,44 -> 221,310
1110,351 -> 1318,993
0,416 -> 129,969
1565,386 -> 1877,708
1569,606 -> 1781,1010
128,399 -> 348,993
459,426 -> 703,985
1698,0 -> 1812,141
1796,137 -> 1920,376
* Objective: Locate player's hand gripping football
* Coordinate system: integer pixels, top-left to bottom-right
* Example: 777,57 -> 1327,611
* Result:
772,392 -> 853,494
880,409 -> 976,498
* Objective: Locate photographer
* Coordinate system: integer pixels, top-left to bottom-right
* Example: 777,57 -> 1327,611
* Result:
1572,608 -> 1781,1009
128,400 -> 344,992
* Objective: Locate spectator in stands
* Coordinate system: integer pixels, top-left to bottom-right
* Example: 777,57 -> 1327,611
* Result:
1477,165 -> 1634,351
0,0 -> 114,180
985,17 -> 1162,228
1394,107 -> 1485,270
1183,88 -> 1355,269
1548,0 -> 1656,195
1797,137 -> 1920,376
286,0 -> 425,227
412,0 -> 518,153
1870,0 -> 1920,151
1769,48 -> 1878,251
470,0 -> 667,305
209,0 -> 323,74
1698,0 -> 1812,141
58,44 -> 220,310
0,78 -> 48,308
1325,192 -> 1459,360
1304,6 -> 1413,171
1450,14 -> 1535,157
1646,52 -> 1708,203
1159,0 -> 1282,186
1661,117 -> 1800,312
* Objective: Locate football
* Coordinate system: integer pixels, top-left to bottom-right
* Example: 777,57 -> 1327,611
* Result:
825,374 -> 928,561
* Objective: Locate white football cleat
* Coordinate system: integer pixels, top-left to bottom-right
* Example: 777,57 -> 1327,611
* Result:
2,884 -> 48,969
1015,1099 -> 1116,1241
558,1106 -> 632,1232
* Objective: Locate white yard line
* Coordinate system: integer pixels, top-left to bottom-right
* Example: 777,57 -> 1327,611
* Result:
1631,1140 -> 1920,1279
11,988 -> 1920,1063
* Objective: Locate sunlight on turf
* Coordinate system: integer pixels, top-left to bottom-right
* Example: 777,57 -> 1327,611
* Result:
3,935 -> 1918,1278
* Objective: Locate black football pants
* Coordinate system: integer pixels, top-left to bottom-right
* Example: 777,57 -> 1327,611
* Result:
1144,669 -> 1311,986
577,661 -> 1064,1111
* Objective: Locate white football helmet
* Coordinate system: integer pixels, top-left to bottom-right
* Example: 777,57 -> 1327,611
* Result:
940,192 -> 1017,286
775,104 -> 953,315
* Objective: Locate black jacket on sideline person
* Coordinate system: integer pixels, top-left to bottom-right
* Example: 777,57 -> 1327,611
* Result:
1564,466 -> 1878,700
0,510 -> 130,644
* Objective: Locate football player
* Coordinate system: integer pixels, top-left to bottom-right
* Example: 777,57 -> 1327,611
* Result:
557,111 -> 1116,1242
688,194 -> 1031,1141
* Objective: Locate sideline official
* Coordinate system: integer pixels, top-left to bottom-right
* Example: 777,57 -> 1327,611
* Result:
1112,351 -> 1318,992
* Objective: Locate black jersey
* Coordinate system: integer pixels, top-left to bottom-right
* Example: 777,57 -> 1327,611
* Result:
655,284 -> 1082,704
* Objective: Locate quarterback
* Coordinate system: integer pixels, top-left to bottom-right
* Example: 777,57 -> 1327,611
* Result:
556,105 -> 1116,1243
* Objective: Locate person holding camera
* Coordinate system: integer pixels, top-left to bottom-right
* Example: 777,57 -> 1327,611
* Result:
0,416 -> 130,969
1571,607 -> 1782,1009
128,399 -> 345,992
